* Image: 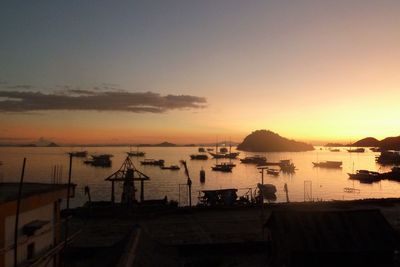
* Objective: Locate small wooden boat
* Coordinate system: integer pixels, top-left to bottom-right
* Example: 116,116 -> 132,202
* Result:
347,148 -> 365,153
161,165 -> 180,170
240,155 -> 267,165
348,170 -> 380,183
140,159 -> 165,166
69,151 -> 88,157
198,147 -> 206,152
211,163 -> 233,172
190,154 -> 208,160
312,161 -> 342,168
267,169 -> 279,176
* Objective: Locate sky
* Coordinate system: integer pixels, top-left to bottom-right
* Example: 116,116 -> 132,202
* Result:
0,0 -> 400,145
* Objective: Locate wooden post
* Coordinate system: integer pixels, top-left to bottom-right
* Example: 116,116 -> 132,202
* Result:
14,158 -> 26,267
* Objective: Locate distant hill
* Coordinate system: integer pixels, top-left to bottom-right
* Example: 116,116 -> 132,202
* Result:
380,136 -> 400,150
348,135 -> 400,150
154,141 -> 176,147
237,130 -> 314,152
351,137 -> 380,147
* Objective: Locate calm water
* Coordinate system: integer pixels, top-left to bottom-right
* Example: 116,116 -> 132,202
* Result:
0,146 -> 398,207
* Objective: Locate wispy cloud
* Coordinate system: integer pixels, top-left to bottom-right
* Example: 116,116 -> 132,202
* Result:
0,89 -> 207,113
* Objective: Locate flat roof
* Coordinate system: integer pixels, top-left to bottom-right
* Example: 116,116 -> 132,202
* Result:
0,182 -> 72,204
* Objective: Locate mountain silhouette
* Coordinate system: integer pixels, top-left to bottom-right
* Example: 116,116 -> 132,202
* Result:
237,130 -> 314,152
351,137 -> 380,147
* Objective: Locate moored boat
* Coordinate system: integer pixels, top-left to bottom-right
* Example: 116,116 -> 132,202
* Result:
161,165 -> 180,170
347,148 -> 365,153
140,159 -> 165,166
198,147 -> 206,153
211,163 -> 233,172
240,155 -> 267,165
209,152 -> 240,159
266,169 -> 279,176
312,161 -> 342,168
348,170 -> 380,183
69,151 -> 88,157
190,154 -> 208,160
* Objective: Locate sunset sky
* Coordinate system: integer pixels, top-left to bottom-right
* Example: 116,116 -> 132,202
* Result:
1,1 -> 400,145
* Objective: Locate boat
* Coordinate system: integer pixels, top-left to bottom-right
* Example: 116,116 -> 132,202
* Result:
190,154 -> 208,160
347,148 -> 365,153
209,152 -> 240,159
329,148 -> 340,152
266,169 -> 279,176
161,165 -> 180,170
86,154 -> 113,167
207,148 -> 214,151
69,151 -> 88,157
211,163 -> 233,172
198,147 -> 206,153
348,170 -> 381,183
312,161 -> 342,168
127,146 -> 145,157
240,155 -> 267,165
140,159 -> 165,166
279,160 -> 296,172
220,147 -> 228,153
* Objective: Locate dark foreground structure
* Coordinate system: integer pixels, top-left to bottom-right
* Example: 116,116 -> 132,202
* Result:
265,209 -> 400,267
64,199 -> 400,267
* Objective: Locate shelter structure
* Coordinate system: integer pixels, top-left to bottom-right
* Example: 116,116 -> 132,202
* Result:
105,156 -> 150,205
264,209 -> 400,267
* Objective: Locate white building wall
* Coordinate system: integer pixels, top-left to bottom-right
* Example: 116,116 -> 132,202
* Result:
4,203 -> 55,267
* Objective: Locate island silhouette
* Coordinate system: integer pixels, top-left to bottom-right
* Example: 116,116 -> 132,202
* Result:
237,130 -> 314,152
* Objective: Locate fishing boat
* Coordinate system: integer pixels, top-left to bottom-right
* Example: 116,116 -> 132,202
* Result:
209,152 -> 240,159
348,170 -> 380,183
190,154 -> 208,160
329,148 -> 340,152
127,146 -> 145,157
220,147 -> 228,153
211,163 -> 233,172
69,151 -> 88,157
140,159 -> 165,166
207,148 -> 214,152
85,154 -> 113,167
279,160 -> 296,172
266,169 -> 279,176
161,165 -> 180,170
312,161 -> 342,168
240,155 -> 267,165
347,148 -> 365,153
198,147 -> 206,153
370,147 -> 381,152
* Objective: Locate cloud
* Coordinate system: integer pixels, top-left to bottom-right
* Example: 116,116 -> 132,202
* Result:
0,89 -> 207,113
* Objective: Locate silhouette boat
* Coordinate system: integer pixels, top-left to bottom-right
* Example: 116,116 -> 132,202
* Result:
211,163 -> 233,172
240,155 -> 267,165
198,147 -> 206,152
190,154 -> 208,160
267,169 -> 279,176
69,151 -> 88,157
347,148 -> 365,153
279,160 -> 296,172
207,148 -> 214,151
370,147 -> 381,152
127,146 -> 145,157
209,152 -> 240,159
348,170 -> 380,183
140,159 -> 165,166
329,148 -> 340,152
85,154 -> 113,167
220,147 -> 228,153
312,161 -> 342,168
161,165 -> 180,170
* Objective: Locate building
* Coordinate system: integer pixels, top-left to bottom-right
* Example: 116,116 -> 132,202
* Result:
264,209 -> 400,267
0,182 -> 75,267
